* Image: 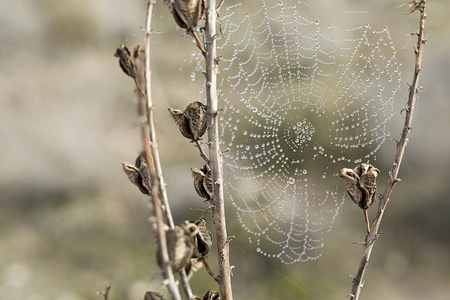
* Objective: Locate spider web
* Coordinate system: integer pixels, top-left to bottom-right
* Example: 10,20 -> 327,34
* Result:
183,0 -> 402,264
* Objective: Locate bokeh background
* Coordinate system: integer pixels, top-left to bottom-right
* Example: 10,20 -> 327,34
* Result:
1,0 -> 449,299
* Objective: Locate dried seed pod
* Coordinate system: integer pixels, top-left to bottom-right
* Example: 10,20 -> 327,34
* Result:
114,45 -> 136,78
122,152 -> 151,195
157,223 -> 199,273
172,0 -> 205,30
192,166 -> 213,200
169,102 -> 207,141
192,167 -> 209,199
200,164 -> 213,200
143,291 -> 166,300
169,0 -> 206,54
340,163 -> 380,233
194,218 -> 213,258
355,163 -> 379,209
185,101 -> 207,141
203,290 -> 220,300
340,163 -> 379,210
183,218 -> 213,259
168,108 -> 192,140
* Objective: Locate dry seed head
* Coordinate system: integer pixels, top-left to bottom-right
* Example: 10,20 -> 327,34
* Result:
122,152 -> 151,195
203,290 -> 220,300
183,218 -> 213,259
184,101 -> 207,141
172,0 -> 205,32
194,218 -> 213,258
192,167 -> 210,199
158,223 -> 199,273
339,163 -> 379,210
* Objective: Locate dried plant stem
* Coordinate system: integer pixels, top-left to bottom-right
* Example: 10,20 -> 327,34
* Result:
363,210 -> 370,233
216,0 -> 226,11
143,2 -> 192,299
136,89 -> 181,300
349,3 -> 427,299
204,1 -> 233,299
201,257 -> 219,282
144,0 -> 174,230
194,140 -> 210,165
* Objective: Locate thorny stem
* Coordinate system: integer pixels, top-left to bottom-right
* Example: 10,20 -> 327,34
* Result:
144,1 -> 193,299
349,2 -> 427,299
205,0 -> 233,299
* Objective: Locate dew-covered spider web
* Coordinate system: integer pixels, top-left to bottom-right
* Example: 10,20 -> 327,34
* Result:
186,0 -> 403,264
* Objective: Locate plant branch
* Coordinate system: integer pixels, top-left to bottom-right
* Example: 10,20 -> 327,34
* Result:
349,2 -> 427,299
143,2 -> 184,299
145,0 -> 175,230
194,140 -> 210,165
204,0 -> 233,299
136,85 -> 180,300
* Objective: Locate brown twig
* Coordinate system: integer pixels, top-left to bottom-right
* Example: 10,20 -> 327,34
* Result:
201,257 -> 220,282
142,1 -> 183,299
349,2 -> 427,299
145,0 -> 175,231
96,284 -> 111,300
145,2 -> 195,298
194,140 -> 210,165
216,0 -> 226,11
363,210 -> 370,234
204,1 -> 233,299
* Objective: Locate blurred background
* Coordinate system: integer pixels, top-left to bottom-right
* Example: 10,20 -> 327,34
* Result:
1,0 -> 449,299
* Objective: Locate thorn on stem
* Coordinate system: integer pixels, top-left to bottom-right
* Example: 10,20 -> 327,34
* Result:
226,235 -> 235,243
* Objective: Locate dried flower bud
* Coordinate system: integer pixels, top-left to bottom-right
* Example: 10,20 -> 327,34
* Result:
122,152 -> 151,195
144,291 -> 166,300
157,223 -> 199,273
185,101 -> 207,141
339,163 -> 380,210
203,290 -> 220,300
114,45 -> 136,78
